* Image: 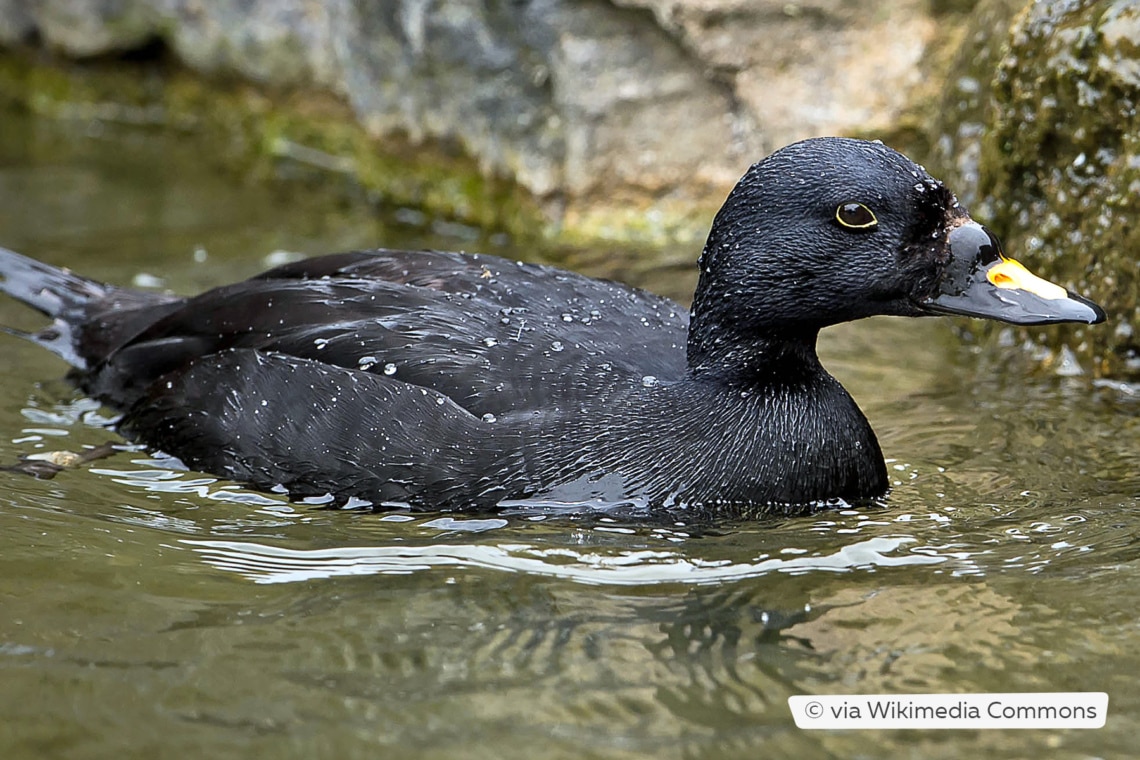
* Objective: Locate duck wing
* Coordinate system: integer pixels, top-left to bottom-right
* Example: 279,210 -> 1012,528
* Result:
121,347 -> 534,509
87,249 -> 691,416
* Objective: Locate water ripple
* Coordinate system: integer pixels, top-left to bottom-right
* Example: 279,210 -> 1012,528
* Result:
183,534 -> 946,586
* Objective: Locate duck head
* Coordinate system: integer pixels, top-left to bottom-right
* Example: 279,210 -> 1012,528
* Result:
688,137 -> 1104,374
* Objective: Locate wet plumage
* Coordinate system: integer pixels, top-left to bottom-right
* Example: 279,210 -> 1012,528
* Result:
0,138 -> 1105,516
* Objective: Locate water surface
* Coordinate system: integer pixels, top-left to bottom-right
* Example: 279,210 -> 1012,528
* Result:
1,111 -> 1138,759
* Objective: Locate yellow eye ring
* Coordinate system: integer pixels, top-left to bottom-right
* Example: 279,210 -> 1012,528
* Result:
836,202 -> 878,229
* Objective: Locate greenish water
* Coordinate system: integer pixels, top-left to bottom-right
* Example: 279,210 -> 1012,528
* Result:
1,111 -> 1138,759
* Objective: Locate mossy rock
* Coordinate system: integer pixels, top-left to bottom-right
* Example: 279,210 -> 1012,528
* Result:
0,49 -> 556,241
977,0 -> 1139,378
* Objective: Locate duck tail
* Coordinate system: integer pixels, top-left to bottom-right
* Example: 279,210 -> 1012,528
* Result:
0,246 -> 110,318
0,246 -> 112,369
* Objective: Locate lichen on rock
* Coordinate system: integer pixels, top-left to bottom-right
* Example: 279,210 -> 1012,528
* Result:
977,0 -> 1140,378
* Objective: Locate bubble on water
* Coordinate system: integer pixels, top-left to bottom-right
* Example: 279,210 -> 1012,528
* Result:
132,272 -> 165,289
551,341 -> 564,352
1054,345 -> 1085,377
358,355 -> 378,370
641,375 -> 659,387
383,363 -> 397,376
481,413 -> 497,423
483,337 -> 499,347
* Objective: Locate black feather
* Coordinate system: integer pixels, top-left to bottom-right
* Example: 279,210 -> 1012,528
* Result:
1,138 -> 986,515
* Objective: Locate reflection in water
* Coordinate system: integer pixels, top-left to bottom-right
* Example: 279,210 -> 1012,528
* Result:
183,534 -> 945,585
49,452 -> 1140,585
91,464 -> 285,506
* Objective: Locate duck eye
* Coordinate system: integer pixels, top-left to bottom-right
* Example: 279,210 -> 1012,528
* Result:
836,202 -> 878,230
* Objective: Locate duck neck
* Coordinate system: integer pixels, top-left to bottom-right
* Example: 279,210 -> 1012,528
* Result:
687,316 -> 824,388
686,241 -> 831,386
684,312 -> 889,506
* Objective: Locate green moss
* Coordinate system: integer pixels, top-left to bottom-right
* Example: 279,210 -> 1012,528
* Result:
0,50 -> 566,244
977,0 -> 1140,378
895,0 -> 1023,200
908,0 -> 1138,379
0,48 -> 729,249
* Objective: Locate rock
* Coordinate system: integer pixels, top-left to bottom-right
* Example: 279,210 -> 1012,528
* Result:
615,0 -> 935,150
942,0 -> 1140,378
0,0 -> 939,241
0,0 -> 34,47
924,0 -> 1024,209
2,0 -> 154,56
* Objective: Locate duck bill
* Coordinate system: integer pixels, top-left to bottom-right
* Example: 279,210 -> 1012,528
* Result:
922,221 -> 1106,325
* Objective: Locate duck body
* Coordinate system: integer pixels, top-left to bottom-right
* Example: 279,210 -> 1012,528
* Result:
0,138 -> 1105,516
